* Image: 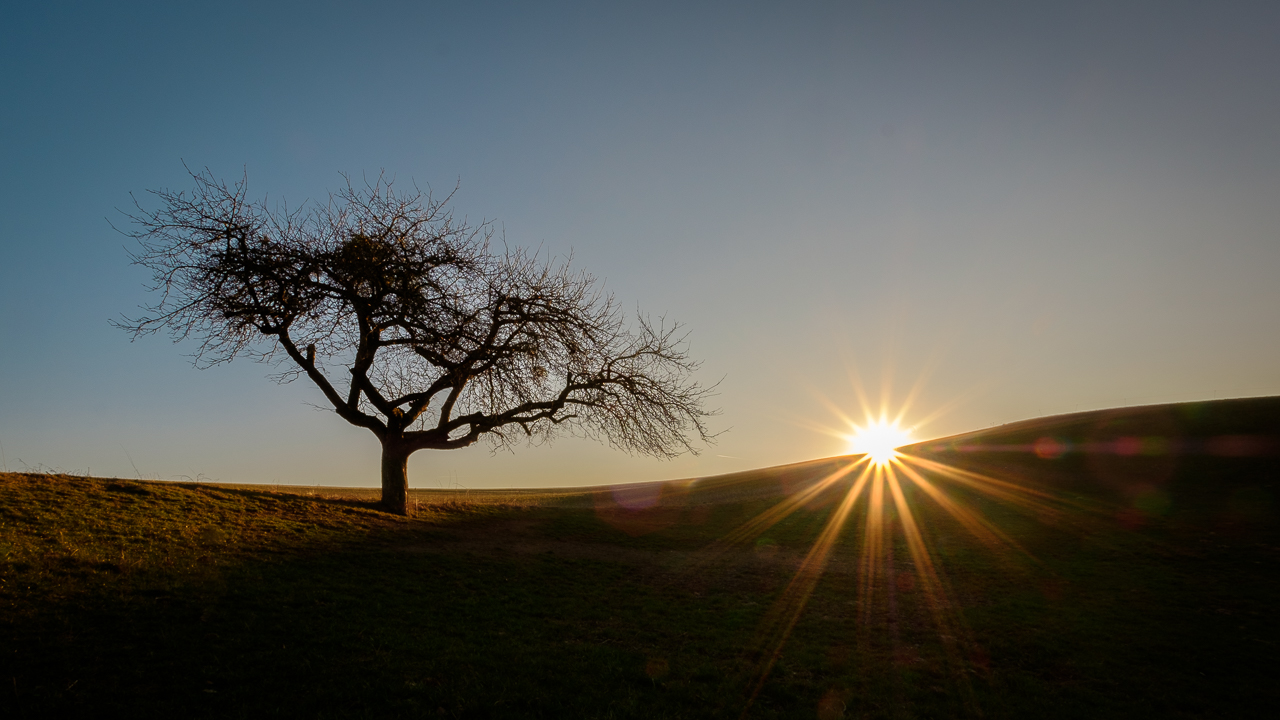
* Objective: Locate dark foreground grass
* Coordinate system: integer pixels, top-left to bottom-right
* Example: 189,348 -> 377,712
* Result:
3,399 -> 1280,718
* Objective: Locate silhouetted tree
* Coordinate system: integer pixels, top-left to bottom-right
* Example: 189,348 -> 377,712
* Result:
117,170 -> 715,514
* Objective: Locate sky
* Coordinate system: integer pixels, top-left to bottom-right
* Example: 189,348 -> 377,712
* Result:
2,1 -> 1278,489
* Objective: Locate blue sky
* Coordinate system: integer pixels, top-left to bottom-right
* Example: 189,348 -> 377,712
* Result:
2,1 -> 1278,488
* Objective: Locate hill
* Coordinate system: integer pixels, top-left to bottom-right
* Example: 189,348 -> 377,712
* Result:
2,397 -> 1279,718
906,395 -> 1280,535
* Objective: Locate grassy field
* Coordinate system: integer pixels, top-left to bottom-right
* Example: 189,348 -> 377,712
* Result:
3,397 -> 1279,718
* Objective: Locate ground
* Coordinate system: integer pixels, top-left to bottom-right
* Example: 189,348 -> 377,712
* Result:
3,397 -> 1279,718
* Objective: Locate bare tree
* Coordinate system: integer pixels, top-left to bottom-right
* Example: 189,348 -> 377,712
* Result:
117,169 -> 716,514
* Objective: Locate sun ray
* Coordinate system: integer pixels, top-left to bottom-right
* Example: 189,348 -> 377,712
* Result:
883,463 -> 981,711
896,382 -> 991,439
878,353 -> 896,425
889,360 -> 935,429
805,383 -> 860,432
725,376 -> 1127,715
858,463 -> 888,624
898,453 -> 1070,520
884,465 -> 942,611
894,460 -> 1031,560
734,444 -> 1068,714
713,457 -> 869,551
779,402 -> 863,444
843,361 -> 877,431
741,462 -> 873,715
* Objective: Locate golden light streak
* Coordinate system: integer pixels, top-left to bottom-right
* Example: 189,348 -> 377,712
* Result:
742,463 -> 874,715
884,463 -> 982,713
720,377 -> 1109,717
858,463 -> 887,624
731,440 -> 1070,717
898,454 -> 1075,524
884,464 -> 943,611
893,460 -> 1028,558
711,456 -> 869,552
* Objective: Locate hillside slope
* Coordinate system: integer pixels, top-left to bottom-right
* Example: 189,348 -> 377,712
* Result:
3,397 -> 1279,718
893,396 -> 1280,535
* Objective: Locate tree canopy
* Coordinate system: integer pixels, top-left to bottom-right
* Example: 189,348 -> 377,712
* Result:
118,170 -> 716,513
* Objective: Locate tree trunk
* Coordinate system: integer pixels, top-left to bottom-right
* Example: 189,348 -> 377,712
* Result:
380,441 -> 410,515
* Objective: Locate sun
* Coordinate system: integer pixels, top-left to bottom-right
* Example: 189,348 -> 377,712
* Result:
847,419 -> 912,464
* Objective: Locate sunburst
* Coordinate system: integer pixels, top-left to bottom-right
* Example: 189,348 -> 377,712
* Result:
846,418 -> 912,464
725,375 -> 1093,717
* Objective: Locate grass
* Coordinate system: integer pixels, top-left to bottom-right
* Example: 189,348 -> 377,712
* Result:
3,397 -> 1279,718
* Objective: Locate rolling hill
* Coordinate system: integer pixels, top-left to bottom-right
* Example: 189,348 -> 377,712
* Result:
2,396 -> 1278,718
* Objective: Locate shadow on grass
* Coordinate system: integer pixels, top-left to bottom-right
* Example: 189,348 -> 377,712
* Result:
6,468 -> 1280,719
1,503 -> 788,719
0,470 -> 794,719
4,395 -> 1280,720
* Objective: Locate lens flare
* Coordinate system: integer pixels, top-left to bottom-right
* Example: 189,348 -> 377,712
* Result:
724,380 -> 1100,718
715,361 -> 1112,718
847,420 -> 912,464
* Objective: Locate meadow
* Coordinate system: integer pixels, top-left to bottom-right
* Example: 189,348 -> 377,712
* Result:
3,397 -> 1278,718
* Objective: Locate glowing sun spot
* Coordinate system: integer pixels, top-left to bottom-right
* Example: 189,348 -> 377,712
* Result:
848,420 -> 912,464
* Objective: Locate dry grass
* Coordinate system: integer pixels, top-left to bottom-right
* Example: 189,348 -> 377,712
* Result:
2,398 -> 1279,718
